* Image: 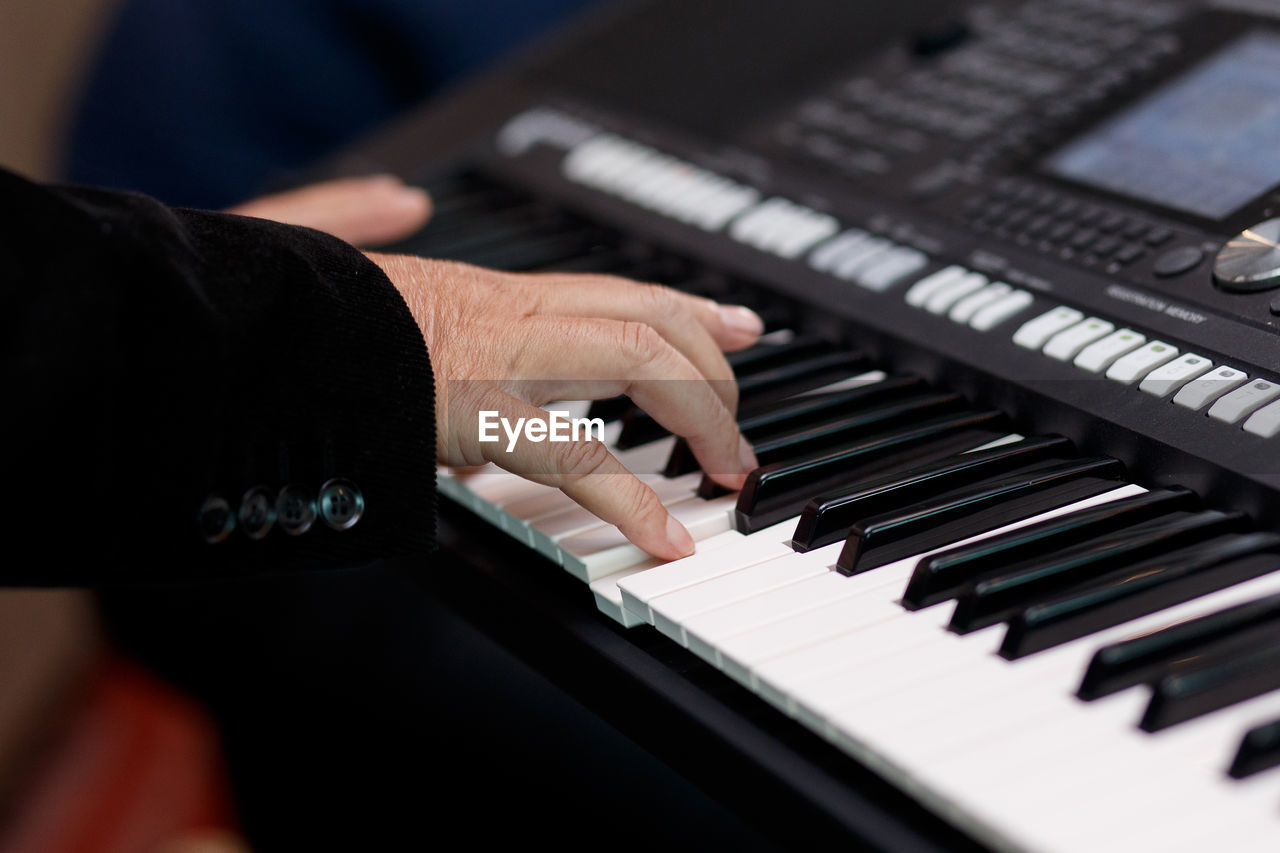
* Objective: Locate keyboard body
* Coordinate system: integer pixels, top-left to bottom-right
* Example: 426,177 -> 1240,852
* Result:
316,0 -> 1280,848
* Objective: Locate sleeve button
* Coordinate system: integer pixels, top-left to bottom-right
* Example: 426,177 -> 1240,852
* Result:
238,486 -> 277,539
319,478 -> 364,531
276,485 -> 317,536
197,496 -> 235,544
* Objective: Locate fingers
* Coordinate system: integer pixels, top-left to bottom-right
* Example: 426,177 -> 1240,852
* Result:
523,276 -> 763,412
473,390 -> 696,560
496,316 -> 756,490
228,175 -> 431,246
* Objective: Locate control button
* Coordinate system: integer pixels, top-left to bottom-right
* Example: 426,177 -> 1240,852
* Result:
1106,341 -> 1179,384
924,271 -> 989,314
1013,306 -> 1084,350
1073,329 -> 1146,374
948,281 -> 1012,324
1047,222 -> 1076,243
905,264 -> 968,307
831,236 -> 894,280
855,246 -> 928,292
1243,400 -> 1280,439
1173,366 -> 1249,411
238,486 -> 276,540
1114,243 -> 1146,265
197,496 -> 235,544
1213,218 -> 1280,293
1144,226 -> 1174,246
1067,228 -> 1100,250
319,478 -> 365,531
276,485 -> 317,536
971,289 -> 1034,332
1024,214 -> 1054,237
1090,236 -> 1121,258
1121,221 -> 1149,241
1152,246 -> 1205,278
1138,353 -> 1213,398
1098,212 -> 1128,234
1043,317 -> 1115,361
1208,380 -> 1280,424
809,229 -> 871,272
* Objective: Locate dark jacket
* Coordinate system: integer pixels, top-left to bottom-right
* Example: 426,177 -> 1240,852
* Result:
2,167 -> 436,583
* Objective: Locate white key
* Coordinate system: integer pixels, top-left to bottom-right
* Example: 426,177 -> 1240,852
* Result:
1208,379 -> 1280,424
1173,365 -> 1249,411
831,236 -> 894,280
559,493 -> 738,581
1012,306 -> 1083,350
1042,317 -> 1115,361
1105,340 -> 1179,384
855,246 -> 929,292
590,561 -> 657,627
904,264 -> 968,308
1243,399 -> 1280,438
969,288 -> 1034,332
1073,328 -> 1146,373
617,519 -> 799,621
1138,353 -> 1213,397
947,281 -> 1011,324
923,271 -> 990,315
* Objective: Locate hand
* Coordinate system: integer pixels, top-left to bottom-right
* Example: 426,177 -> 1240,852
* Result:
366,254 -> 764,561
226,175 -> 431,246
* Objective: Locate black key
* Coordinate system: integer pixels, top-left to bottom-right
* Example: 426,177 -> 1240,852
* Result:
837,457 -> 1125,575
726,335 -> 833,373
1079,591 -> 1280,701
949,509 -> 1247,634
1141,640 -> 1280,732
617,351 -> 870,449
585,396 -> 629,424
1001,534 -> 1280,659
697,394 -> 966,499
903,488 -> 1198,610
792,435 -> 1074,552
734,410 -> 1010,534
663,376 -> 926,477
1229,718 -> 1280,779
459,227 -> 611,271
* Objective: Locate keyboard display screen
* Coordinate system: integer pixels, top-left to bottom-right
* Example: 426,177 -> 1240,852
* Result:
1043,30 -> 1280,220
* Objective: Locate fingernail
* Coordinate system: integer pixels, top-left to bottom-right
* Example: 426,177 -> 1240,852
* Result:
666,514 -> 695,557
718,304 -> 764,340
739,435 -> 758,473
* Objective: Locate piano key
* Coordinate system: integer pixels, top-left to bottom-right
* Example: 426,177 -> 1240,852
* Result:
790,434 -> 1075,552
948,509 -> 1247,634
734,410 -> 1010,534
1142,642 -> 1280,732
663,373 -> 923,476
724,333 -> 831,373
903,486 -> 1196,610
590,561 -> 657,628
559,492 -> 740,582
1229,717 -> 1280,779
617,519 -> 800,622
1001,534 -> 1280,658
836,457 -> 1125,574
1079,590 -> 1280,701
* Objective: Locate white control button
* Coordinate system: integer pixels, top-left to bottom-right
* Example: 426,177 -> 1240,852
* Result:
904,264 -> 967,307
1042,317 -> 1115,361
1073,329 -> 1146,373
924,271 -> 989,315
1208,379 -> 1280,423
1173,366 -> 1249,411
856,246 -> 928,292
1243,400 -> 1280,438
1105,340 -> 1179,384
831,237 -> 894,280
948,282 -> 1011,324
970,289 -> 1034,332
1139,353 -> 1213,397
809,230 -> 871,272
1013,306 -> 1084,350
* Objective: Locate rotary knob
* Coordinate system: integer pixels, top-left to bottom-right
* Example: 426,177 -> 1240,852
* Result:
1214,218 -> 1280,293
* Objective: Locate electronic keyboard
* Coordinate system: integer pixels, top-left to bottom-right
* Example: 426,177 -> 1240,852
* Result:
322,0 -> 1280,848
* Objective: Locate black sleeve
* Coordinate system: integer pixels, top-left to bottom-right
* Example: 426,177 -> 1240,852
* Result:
1,167 -> 436,585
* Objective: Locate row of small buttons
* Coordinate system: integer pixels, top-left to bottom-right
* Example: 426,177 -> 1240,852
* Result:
197,479 -> 365,544
1012,307 -> 1280,437
903,264 -> 1036,331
